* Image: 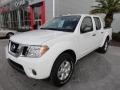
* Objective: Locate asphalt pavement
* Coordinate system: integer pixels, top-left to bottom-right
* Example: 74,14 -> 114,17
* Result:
0,39 -> 120,90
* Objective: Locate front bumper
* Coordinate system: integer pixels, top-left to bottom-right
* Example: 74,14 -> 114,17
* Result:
8,59 -> 25,74
5,47 -> 53,79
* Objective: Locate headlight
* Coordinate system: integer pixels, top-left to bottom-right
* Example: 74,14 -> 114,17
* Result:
25,45 -> 49,58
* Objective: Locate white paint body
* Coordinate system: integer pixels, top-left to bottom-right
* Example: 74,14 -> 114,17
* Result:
6,14 -> 112,79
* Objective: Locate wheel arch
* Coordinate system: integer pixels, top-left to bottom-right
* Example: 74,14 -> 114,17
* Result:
59,49 -> 77,63
6,32 -> 14,35
49,49 -> 76,77
100,35 -> 110,47
49,49 -> 76,83
6,32 -> 14,38
51,49 -> 77,68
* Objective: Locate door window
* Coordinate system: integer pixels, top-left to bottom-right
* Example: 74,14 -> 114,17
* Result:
80,17 -> 93,33
94,17 -> 101,30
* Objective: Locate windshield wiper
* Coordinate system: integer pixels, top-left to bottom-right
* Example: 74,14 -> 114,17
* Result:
40,28 -> 57,30
40,27 -> 74,32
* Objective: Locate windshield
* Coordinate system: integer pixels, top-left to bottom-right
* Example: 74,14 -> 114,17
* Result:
41,16 -> 81,32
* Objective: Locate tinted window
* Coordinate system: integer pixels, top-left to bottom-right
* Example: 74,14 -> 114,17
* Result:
94,17 -> 101,30
80,17 -> 93,33
41,16 -> 81,32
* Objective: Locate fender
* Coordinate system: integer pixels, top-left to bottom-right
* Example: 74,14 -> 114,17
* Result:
100,33 -> 110,47
43,41 -> 77,76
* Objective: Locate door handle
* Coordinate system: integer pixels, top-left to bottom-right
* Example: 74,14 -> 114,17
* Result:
101,32 -> 104,34
92,34 -> 96,36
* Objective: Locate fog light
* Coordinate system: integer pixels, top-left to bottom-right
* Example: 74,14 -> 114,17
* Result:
32,69 -> 37,75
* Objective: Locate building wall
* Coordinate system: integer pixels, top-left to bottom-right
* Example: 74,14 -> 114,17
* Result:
0,0 -> 12,7
0,0 -> 120,32
0,0 -> 46,30
55,0 -> 94,16
112,14 -> 120,33
45,0 -> 54,21
54,0 -> 120,32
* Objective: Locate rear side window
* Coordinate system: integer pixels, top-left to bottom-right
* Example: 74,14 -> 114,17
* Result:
94,17 -> 101,30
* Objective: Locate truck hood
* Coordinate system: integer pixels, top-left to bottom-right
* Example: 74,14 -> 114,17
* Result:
10,30 -> 70,45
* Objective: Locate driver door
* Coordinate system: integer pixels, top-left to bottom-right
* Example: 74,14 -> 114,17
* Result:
78,16 -> 97,57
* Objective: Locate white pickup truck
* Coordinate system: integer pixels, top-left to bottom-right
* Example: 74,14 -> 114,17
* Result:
6,14 -> 112,86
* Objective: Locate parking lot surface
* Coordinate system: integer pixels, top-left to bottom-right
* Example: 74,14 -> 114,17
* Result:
0,39 -> 120,90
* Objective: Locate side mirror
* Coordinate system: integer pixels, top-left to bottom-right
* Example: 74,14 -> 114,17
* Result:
81,26 -> 93,33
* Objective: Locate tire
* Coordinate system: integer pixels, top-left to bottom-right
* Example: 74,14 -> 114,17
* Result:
97,38 -> 109,54
50,53 -> 75,87
6,33 -> 14,39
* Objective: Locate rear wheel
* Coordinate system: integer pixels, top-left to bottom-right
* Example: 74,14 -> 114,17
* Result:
50,53 -> 75,86
97,38 -> 109,54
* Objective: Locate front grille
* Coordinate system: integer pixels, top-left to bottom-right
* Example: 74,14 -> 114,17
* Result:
22,46 -> 28,56
8,59 -> 25,74
8,41 -> 28,57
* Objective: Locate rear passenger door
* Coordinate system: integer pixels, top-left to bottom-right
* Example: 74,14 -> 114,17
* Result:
93,17 -> 103,46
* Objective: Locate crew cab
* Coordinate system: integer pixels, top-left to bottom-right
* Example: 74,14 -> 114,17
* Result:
0,28 -> 16,38
6,14 -> 112,86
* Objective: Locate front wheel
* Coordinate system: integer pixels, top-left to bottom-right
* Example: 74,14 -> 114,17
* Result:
50,53 -> 75,86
